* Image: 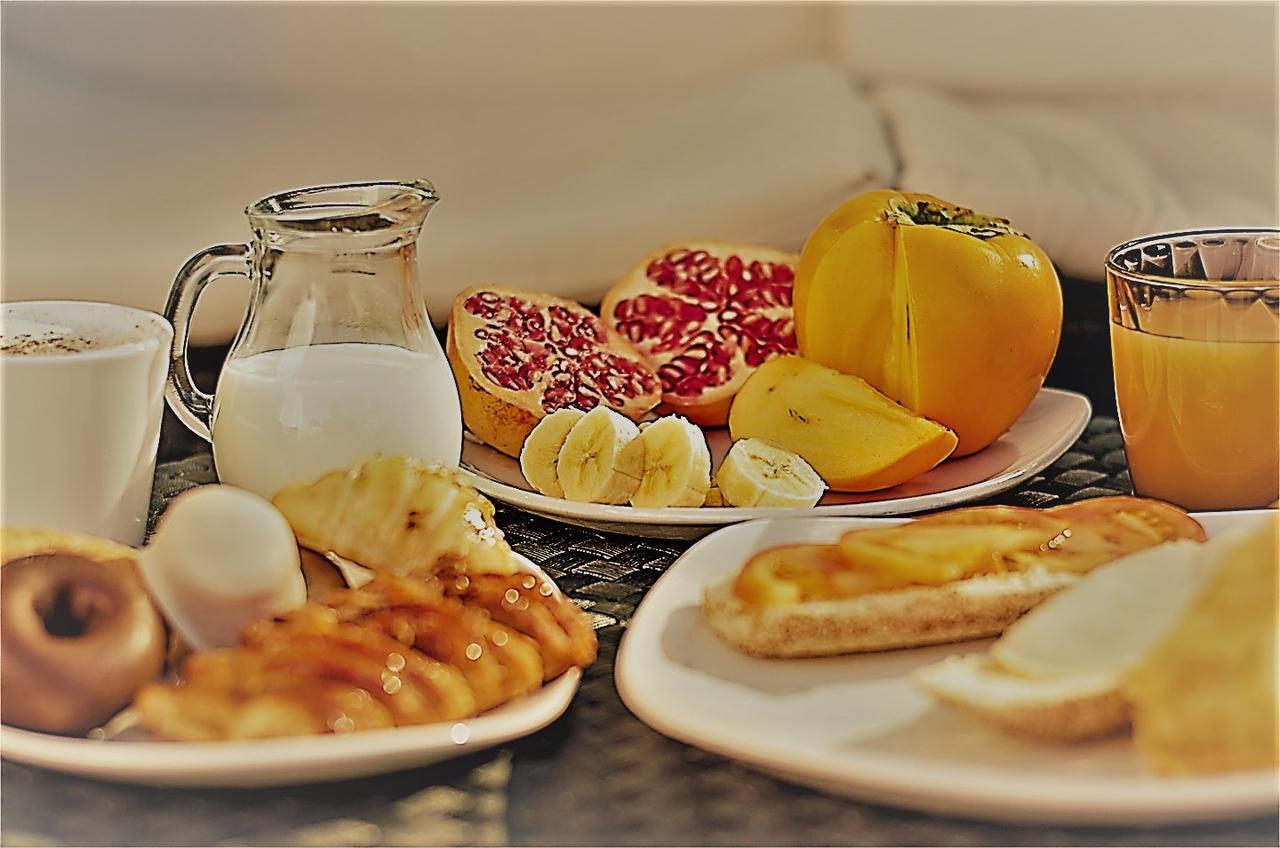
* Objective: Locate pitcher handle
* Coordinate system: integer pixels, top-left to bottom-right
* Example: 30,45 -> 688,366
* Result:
164,244 -> 251,442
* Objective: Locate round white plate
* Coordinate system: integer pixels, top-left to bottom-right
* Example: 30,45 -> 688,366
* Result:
1,671 -> 580,788
615,511 -> 1279,825
0,554 -> 584,787
459,388 -> 1091,539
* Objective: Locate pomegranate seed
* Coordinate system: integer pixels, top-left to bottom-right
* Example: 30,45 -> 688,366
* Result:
609,246 -> 798,399
466,290 -> 657,416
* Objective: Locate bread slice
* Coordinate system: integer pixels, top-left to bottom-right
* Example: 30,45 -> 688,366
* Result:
700,568 -> 1078,658
1123,518 -> 1279,774
915,655 -> 1130,743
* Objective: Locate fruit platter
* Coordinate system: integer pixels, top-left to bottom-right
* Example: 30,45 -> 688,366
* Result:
448,192 -> 1089,536
458,390 -> 1089,538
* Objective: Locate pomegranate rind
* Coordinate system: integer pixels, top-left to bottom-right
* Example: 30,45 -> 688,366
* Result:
447,330 -> 539,457
656,396 -> 733,429
448,285 -> 661,457
600,241 -> 798,428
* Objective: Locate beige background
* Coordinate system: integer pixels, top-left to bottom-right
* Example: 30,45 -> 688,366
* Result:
3,3 -> 1276,342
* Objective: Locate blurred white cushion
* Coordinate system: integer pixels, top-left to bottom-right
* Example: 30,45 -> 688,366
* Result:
876,84 -> 1279,281
1,59 -> 892,343
1,3 -> 832,101
423,61 -> 893,311
4,0 -> 1274,342
838,4 -> 1277,102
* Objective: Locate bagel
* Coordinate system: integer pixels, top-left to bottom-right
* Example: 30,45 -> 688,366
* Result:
1,530 -> 166,735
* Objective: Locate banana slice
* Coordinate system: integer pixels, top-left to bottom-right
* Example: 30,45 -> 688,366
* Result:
716,438 -> 826,508
520,409 -> 586,497
703,487 -> 725,507
556,407 -> 644,504
630,416 -> 712,508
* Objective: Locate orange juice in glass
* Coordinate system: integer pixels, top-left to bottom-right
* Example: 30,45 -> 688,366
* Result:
1107,230 -> 1279,511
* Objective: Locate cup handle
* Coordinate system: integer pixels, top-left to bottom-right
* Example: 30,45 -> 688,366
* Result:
163,244 -> 251,442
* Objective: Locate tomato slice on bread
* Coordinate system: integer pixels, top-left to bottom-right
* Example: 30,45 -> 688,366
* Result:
1037,496 -> 1207,573
1048,496 -> 1206,544
732,497 -> 1206,606
909,505 -> 1064,531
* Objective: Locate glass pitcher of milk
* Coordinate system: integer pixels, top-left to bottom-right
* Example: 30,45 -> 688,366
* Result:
165,180 -> 462,499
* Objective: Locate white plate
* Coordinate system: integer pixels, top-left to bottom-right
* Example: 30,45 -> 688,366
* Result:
1,671 -> 580,788
615,511 -> 1279,825
460,388 -> 1091,539
0,553 -> 584,788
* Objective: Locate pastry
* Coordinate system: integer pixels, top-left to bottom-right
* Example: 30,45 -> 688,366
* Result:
135,605 -> 476,741
272,455 -> 515,577
134,568 -> 597,740
443,567 -> 598,680
326,574 -> 545,712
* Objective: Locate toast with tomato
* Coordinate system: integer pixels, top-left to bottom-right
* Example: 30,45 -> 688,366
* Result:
701,498 -> 1206,658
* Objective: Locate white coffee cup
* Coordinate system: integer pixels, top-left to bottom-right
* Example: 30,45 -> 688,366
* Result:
1,301 -> 173,545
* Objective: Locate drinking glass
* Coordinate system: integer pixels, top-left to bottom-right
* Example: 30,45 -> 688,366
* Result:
1106,229 -> 1279,510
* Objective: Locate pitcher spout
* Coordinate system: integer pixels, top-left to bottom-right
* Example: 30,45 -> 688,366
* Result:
246,180 -> 439,238
369,179 -> 439,228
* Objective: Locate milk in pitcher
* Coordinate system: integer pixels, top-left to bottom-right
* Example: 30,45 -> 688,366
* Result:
212,342 -> 462,499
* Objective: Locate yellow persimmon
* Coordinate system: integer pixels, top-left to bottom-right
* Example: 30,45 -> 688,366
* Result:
794,190 -> 1063,456
728,355 -> 957,492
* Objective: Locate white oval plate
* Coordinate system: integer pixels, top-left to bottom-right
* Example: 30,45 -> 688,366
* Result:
0,554 -> 584,788
615,511 -> 1279,825
460,388 -> 1091,539
1,671 -> 580,788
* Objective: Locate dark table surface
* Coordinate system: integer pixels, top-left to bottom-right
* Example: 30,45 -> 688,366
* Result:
3,279 -> 1277,847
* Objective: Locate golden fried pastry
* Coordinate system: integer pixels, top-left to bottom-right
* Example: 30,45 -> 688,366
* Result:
136,605 -> 476,741
327,575 -> 544,712
443,568 -> 598,680
272,455 -> 515,578
135,672 -> 395,741
244,607 -> 477,724
132,534 -> 598,740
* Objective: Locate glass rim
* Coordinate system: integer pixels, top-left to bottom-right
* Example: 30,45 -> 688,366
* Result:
244,179 -> 439,228
1105,227 -> 1280,292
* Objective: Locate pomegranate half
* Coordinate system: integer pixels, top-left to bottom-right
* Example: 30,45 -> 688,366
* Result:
600,242 -> 799,427
447,286 -> 662,457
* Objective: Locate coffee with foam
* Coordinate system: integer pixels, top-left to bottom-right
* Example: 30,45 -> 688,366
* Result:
1,301 -> 173,545
2,320 -> 99,355
0,308 -> 150,356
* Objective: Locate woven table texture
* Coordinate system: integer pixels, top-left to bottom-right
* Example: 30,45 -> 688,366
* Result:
3,414 -> 1276,846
